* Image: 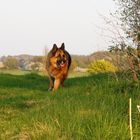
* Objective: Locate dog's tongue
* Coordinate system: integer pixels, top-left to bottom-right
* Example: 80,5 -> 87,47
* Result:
61,62 -> 65,67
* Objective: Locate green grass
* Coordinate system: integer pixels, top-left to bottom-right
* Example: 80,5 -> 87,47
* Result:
0,69 -> 30,75
0,72 -> 140,140
68,71 -> 89,78
0,69 -> 89,78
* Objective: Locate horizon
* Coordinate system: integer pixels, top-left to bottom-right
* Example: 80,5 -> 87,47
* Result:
0,0 -> 116,56
0,49 -> 108,57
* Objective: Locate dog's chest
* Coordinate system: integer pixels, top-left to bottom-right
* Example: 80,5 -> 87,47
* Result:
50,66 -> 68,78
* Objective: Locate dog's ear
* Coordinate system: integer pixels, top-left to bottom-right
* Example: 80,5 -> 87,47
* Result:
52,44 -> 58,50
60,43 -> 65,50
51,44 -> 58,55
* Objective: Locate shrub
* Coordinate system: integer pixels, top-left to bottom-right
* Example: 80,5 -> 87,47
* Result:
88,59 -> 118,74
3,57 -> 19,69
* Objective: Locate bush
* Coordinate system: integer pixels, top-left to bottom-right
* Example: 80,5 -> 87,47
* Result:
3,57 -> 19,69
88,59 -> 118,74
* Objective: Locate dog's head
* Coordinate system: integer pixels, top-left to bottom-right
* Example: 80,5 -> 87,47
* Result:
50,43 -> 67,69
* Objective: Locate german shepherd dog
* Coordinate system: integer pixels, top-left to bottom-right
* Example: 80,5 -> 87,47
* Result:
46,43 -> 71,91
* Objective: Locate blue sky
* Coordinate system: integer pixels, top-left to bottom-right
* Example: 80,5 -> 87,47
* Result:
0,0 -> 115,56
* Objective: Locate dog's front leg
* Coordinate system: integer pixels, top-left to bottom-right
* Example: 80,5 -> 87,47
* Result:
53,79 -> 61,91
48,76 -> 55,91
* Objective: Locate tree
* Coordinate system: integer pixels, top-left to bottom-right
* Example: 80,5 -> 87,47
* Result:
70,59 -> 78,71
32,56 -> 43,63
112,0 -> 140,81
3,57 -> 19,69
31,63 -> 40,71
115,0 -> 140,57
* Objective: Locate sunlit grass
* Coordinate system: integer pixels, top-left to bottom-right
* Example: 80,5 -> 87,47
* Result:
0,69 -> 89,78
0,69 -> 30,75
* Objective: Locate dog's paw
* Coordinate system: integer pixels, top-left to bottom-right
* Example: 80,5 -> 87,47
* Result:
48,87 -> 53,91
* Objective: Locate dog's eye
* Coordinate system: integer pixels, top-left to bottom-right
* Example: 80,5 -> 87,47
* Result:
62,54 -> 65,58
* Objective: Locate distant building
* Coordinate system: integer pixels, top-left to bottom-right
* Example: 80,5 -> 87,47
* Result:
74,66 -> 88,72
24,62 -> 44,71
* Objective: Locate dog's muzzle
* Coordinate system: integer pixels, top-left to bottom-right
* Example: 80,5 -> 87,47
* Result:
57,59 -> 66,68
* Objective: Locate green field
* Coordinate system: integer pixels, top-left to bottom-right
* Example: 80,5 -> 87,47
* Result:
0,72 -> 140,139
0,69 -> 89,78
0,69 -> 30,75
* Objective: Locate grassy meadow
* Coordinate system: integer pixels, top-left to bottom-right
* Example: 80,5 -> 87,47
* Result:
0,71 -> 140,139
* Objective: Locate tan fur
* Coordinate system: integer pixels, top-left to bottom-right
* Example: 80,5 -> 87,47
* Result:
46,43 -> 71,91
